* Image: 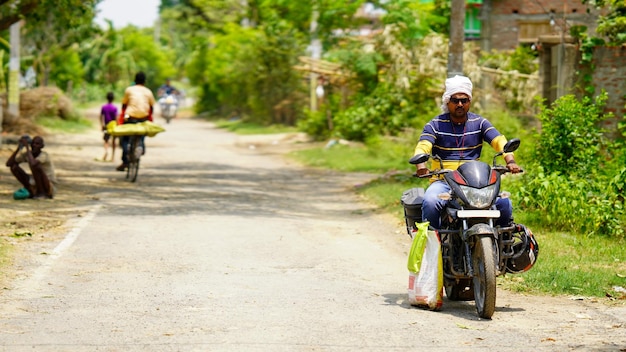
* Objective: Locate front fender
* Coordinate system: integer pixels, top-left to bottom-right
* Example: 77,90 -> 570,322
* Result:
464,223 -> 496,241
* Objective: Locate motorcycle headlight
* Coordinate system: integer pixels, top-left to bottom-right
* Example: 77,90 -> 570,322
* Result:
459,184 -> 498,208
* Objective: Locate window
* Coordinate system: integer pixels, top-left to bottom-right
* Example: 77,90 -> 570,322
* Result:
465,6 -> 481,39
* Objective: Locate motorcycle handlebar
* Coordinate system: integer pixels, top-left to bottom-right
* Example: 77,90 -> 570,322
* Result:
413,169 -> 453,178
414,166 -> 524,178
493,165 -> 525,174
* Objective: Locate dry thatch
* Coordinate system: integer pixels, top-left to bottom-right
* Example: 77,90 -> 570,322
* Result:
1,87 -> 74,136
19,86 -> 73,120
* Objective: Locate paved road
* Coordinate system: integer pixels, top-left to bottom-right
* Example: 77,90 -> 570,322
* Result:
0,117 -> 624,351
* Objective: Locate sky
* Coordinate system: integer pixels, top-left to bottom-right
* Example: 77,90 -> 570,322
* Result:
95,0 -> 160,29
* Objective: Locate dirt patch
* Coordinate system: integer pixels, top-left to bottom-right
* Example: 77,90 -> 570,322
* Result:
0,88 -> 91,287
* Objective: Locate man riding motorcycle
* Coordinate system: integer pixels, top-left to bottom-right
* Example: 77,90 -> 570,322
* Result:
157,78 -> 179,97
413,75 -> 521,228
157,78 -> 180,121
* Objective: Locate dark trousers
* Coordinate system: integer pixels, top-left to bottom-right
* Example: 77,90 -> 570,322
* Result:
120,118 -> 147,164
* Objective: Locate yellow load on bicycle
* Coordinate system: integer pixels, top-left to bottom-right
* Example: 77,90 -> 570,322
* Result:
106,120 -> 166,137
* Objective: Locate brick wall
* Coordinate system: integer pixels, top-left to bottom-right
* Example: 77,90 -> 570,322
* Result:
488,0 -> 597,50
491,0 -> 586,15
587,46 -> 626,130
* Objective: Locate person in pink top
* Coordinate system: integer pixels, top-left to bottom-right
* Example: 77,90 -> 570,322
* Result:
100,91 -> 118,161
116,72 -> 156,171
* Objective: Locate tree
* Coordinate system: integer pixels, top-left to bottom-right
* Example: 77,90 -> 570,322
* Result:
583,0 -> 626,45
0,0 -> 101,31
18,0 -> 100,87
595,0 -> 626,44
81,21 -> 137,88
0,0 -> 39,31
172,0 -> 372,123
118,26 -> 176,91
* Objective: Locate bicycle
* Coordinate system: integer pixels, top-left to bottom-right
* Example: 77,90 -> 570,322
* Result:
126,134 -> 144,182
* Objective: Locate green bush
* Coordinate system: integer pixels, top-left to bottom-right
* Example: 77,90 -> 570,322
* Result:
331,83 -> 433,142
297,109 -> 332,141
503,92 -> 625,238
510,169 -> 624,238
479,45 -> 538,75
534,92 -> 611,177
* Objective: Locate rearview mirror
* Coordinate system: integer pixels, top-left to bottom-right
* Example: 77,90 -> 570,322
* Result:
503,138 -> 521,153
409,153 -> 430,165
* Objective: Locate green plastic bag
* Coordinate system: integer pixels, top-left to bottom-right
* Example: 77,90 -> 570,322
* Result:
407,221 -> 430,273
13,187 -> 30,200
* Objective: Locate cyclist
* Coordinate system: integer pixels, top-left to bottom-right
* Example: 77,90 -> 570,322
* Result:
116,71 -> 156,171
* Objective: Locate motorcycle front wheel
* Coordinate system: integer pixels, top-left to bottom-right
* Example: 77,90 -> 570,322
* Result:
164,106 -> 172,123
472,236 -> 497,319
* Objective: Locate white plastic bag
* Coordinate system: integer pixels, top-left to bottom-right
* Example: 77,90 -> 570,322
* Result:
407,222 -> 443,310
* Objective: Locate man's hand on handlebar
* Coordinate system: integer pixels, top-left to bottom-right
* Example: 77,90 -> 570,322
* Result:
416,162 -> 429,177
416,167 -> 429,176
504,155 -> 522,174
506,161 -> 521,174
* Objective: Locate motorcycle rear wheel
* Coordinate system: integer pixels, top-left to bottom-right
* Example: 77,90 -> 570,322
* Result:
472,236 -> 497,319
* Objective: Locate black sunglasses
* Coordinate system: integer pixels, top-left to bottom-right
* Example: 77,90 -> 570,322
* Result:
450,97 -> 470,105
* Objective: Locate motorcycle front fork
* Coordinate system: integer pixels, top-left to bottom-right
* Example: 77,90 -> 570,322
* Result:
445,218 -> 496,279
441,231 -> 469,279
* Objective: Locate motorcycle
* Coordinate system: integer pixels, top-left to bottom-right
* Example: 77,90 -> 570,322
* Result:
159,94 -> 178,124
401,138 -> 538,319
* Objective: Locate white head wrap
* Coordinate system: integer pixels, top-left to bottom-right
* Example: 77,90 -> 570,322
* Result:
440,75 -> 473,113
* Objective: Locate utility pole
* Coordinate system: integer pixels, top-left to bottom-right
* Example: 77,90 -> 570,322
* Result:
8,21 -> 21,120
479,0 -> 492,108
448,0 -> 466,77
479,0 -> 491,53
309,4 -> 321,112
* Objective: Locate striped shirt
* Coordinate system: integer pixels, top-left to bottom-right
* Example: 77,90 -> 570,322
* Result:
414,112 -> 508,171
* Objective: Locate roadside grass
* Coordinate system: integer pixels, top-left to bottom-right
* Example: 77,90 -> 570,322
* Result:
291,143 -> 409,173
288,143 -> 626,300
214,119 -> 298,135
37,115 -> 93,134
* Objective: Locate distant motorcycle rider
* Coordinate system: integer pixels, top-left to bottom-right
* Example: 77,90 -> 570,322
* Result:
157,78 -> 179,98
157,78 -> 180,120
413,75 -> 521,228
